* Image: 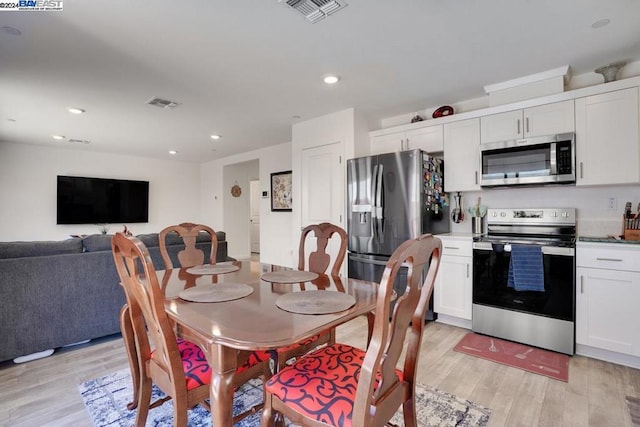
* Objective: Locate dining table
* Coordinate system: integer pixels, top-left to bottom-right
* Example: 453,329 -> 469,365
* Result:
158,259 -> 380,427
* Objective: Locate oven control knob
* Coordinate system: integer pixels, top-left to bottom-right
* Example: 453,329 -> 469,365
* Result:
492,211 -> 497,217
500,212 -> 506,217
552,211 -> 558,217
562,211 -> 569,218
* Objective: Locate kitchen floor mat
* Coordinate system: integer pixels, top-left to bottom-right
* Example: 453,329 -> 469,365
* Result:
453,332 -> 569,382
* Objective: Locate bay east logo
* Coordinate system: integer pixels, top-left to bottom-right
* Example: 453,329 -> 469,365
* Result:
0,0 -> 63,11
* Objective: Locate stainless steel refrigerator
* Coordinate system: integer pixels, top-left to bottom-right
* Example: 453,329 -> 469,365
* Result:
347,149 -> 449,318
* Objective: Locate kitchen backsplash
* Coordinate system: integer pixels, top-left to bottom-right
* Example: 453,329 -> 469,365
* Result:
449,184 -> 640,237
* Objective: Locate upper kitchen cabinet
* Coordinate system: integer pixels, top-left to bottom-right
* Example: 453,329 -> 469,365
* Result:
370,124 -> 443,155
444,118 -> 481,192
575,87 -> 640,186
480,100 -> 575,144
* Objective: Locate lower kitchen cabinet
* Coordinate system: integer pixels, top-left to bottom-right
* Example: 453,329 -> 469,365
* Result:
434,235 -> 472,328
576,242 -> 640,367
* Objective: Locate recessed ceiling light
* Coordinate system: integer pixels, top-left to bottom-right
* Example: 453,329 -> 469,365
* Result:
210,134 -> 221,140
67,107 -> 85,114
323,75 -> 341,84
592,19 -> 610,29
52,135 -> 65,140
169,150 -> 178,155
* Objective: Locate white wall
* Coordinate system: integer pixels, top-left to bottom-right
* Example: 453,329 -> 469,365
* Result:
200,142 -> 293,265
0,142 -> 201,241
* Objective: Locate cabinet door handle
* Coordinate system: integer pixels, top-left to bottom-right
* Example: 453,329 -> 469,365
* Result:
444,246 -> 460,250
405,138 -> 409,150
517,119 -> 521,135
475,171 -> 478,185
580,276 -> 584,293
580,162 -> 583,179
526,117 -> 530,133
596,257 -> 623,262
466,263 -> 470,278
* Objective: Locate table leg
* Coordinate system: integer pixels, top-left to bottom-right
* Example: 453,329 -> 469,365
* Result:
206,344 -> 238,427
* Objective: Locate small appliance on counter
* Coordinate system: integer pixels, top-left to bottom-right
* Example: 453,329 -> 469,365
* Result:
623,201 -> 640,240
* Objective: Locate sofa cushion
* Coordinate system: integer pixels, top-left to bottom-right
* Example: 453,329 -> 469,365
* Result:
0,238 -> 83,259
82,234 -> 114,252
137,233 -> 160,248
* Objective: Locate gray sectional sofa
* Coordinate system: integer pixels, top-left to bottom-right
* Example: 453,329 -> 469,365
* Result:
0,231 -> 230,363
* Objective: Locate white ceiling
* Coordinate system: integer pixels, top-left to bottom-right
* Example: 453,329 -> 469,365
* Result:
1,0 -> 640,163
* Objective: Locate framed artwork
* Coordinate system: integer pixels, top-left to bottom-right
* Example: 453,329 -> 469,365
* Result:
271,170 -> 292,212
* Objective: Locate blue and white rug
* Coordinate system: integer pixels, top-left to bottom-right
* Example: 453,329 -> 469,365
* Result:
79,368 -> 491,426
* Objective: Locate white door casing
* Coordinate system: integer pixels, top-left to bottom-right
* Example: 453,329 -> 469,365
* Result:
249,179 -> 260,253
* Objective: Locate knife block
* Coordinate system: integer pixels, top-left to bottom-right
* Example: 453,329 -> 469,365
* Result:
622,214 -> 640,240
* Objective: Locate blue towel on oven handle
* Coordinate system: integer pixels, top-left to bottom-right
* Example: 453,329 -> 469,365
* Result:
507,244 -> 545,292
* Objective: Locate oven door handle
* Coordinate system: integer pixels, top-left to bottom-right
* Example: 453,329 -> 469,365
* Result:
472,242 -> 574,256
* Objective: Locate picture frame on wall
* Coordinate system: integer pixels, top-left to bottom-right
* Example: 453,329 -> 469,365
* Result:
270,170 -> 292,212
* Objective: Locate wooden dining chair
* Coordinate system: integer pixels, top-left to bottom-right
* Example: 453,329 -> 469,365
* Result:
273,222 -> 348,372
111,232 -> 271,426
159,222 -> 218,269
262,233 -> 442,427
122,222 -> 218,411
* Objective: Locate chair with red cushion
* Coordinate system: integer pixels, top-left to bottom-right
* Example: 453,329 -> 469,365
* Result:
112,232 -> 270,426
159,222 -> 218,269
262,233 -> 442,427
273,223 -> 348,372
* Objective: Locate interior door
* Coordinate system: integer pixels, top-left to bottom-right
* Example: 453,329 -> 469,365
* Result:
300,141 -> 344,274
249,179 -> 260,253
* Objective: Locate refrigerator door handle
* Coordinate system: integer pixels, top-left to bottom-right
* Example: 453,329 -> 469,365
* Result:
375,164 -> 384,239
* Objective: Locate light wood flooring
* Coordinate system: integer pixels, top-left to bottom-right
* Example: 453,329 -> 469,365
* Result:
1,316 -> 639,427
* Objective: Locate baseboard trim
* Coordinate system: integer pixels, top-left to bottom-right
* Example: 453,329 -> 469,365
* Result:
576,344 -> 640,369
435,314 -> 472,330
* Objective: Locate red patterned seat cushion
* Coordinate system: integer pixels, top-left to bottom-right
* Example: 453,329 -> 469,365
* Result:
152,338 -> 270,391
265,343 -> 402,427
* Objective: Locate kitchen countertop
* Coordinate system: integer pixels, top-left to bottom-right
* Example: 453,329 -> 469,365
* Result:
578,236 -> 640,244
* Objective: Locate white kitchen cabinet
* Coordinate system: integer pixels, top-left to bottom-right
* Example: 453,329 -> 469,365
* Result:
443,118 -> 481,192
370,132 -> 405,155
370,125 -> 443,155
575,87 -> 640,186
434,236 -> 473,327
576,243 -> 640,360
480,100 -> 575,143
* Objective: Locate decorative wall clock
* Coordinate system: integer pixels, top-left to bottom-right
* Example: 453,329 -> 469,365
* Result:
231,183 -> 242,198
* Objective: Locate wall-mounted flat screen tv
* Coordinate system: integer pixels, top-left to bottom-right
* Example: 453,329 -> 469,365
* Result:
57,175 -> 149,224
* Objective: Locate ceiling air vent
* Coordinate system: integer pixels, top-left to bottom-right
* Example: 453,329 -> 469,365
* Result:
68,138 -> 91,145
281,0 -> 347,24
146,96 -> 181,109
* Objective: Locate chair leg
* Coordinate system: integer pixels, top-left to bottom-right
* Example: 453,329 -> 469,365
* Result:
402,396 -> 417,427
135,376 -> 152,427
173,396 -> 188,427
261,392 -> 276,427
120,305 -> 140,410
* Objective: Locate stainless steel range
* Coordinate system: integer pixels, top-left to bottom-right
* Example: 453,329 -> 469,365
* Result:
472,208 -> 576,355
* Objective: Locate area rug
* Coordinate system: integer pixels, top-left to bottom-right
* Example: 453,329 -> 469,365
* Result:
79,368 -> 491,426
454,332 -> 569,382
627,395 -> 640,426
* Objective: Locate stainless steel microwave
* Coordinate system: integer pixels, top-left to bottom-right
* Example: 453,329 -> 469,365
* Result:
480,133 -> 575,187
